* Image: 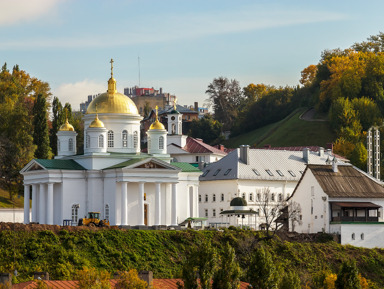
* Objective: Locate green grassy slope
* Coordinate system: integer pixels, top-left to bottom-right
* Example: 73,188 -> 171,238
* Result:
0,188 -> 25,208
224,108 -> 336,148
1,229 -> 384,287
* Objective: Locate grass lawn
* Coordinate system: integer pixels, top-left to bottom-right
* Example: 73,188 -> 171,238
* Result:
224,108 -> 336,148
0,187 -> 25,208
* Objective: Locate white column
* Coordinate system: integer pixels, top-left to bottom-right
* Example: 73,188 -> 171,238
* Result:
171,183 -> 177,226
46,183 -> 54,225
39,183 -> 46,224
138,182 -> 145,226
31,184 -> 38,222
155,183 -> 161,225
121,182 -> 128,226
24,185 -> 30,224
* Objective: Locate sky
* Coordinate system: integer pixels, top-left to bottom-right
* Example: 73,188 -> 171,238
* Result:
1,0 -> 384,110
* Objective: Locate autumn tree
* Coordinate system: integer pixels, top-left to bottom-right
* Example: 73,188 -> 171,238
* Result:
76,267 -> 111,289
33,94 -> 52,159
212,242 -> 241,289
300,64 -> 318,87
115,269 -> 148,289
205,77 -> 244,130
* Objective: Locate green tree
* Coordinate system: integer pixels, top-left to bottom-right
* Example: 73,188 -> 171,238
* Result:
279,270 -> 301,289
50,96 -> 64,155
76,267 -> 111,289
205,77 -> 244,130
33,94 -> 52,159
188,114 -> 223,145
143,101 -> 151,118
351,97 -> 382,131
247,246 -> 280,289
212,242 -> 241,289
335,260 -> 361,289
349,142 -> 368,170
179,241 -> 218,289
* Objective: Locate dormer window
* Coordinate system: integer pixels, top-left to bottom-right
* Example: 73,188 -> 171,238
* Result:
202,170 -> 210,177
252,169 -> 260,176
266,169 -> 273,176
288,170 -> 296,177
224,169 -> 232,176
276,170 -> 284,176
213,169 -> 221,176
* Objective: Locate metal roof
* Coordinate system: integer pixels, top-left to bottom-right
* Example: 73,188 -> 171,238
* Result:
331,202 -> 381,208
34,159 -> 85,170
170,162 -> 201,172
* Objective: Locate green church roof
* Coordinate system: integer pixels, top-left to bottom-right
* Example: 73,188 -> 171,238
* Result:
230,197 -> 248,207
35,159 -> 85,170
171,162 -> 201,172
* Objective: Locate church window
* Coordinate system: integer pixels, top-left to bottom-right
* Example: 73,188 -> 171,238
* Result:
249,193 -> 253,201
133,131 -> 138,149
213,194 -> 216,202
108,130 -> 114,147
221,193 -> 224,201
205,194 -> 208,202
68,138 -> 73,151
352,233 -> 355,240
99,135 -> 104,148
159,136 -> 164,150
105,204 -> 109,220
213,209 -> 216,217
242,193 -> 246,199
361,233 -> 364,240
122,130 -> 128,147
86,134 -> 90,148
71,204 -> 79,224
278,193 -> 283,202
271,193 -> 275,201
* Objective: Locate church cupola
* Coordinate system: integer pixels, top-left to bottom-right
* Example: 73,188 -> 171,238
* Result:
85,108 -> 108,154
167,98 -> 182,135
57,113 -> 77,157
147,106 -> 167,155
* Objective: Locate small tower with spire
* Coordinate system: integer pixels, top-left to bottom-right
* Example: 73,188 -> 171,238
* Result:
167,97 -> 187,148
147,106 -> 168,155
56,110 -> 77,158
85,105 -> 108,154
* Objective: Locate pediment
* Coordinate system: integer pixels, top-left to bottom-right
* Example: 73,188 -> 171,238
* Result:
136,161 -> 168,169
20,160 -> 45,173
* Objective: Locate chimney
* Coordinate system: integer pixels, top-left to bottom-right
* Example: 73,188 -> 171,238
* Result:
219,144 -> 225,151
160,87 -> 163,94
34,272 -> 49,280
326,143 -> 333,152
0,273 -> 11,287
139,271 -> 153,286
239,145 -> 250,165
199,161 -> 205,171
303,148 -> 310,164
318,147 -> 324,157
332,157 -> 338,173
194,102 -> 198,112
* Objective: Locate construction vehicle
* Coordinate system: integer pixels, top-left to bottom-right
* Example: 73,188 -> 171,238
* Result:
78,212 -> 110,227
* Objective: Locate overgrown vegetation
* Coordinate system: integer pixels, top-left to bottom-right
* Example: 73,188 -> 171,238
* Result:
1,228 -> 384,287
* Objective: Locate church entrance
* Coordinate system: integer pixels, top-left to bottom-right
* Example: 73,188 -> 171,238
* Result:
144,204 -> 148,226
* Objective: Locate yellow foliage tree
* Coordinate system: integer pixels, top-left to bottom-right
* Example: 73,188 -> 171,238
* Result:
76,267 -> 111,289
323,272 -> 337,289
115,269 -> 149,289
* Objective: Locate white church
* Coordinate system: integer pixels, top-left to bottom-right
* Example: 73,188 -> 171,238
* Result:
20,60 -> 201,227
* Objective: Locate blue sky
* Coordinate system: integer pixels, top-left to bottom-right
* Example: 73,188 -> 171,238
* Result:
1,0 -> 384,110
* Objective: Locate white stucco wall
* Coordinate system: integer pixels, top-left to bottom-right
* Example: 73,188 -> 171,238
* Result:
0,209 -> 29,223
331,223 -> 384,248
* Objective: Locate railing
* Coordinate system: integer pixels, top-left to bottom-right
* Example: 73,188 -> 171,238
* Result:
331,216 -> 378,222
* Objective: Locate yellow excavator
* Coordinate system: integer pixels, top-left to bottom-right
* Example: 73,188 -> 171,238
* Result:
78,212 -> 110,227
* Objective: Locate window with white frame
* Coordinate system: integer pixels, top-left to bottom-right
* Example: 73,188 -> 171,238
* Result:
133,131 -> 138,149
122,130 -> 128,147
159,136 -> 164,149
71,204 -> 79,224
99,135 -> 104,148
105,204 -> 109,220
205,194 -> 208,202
249,193 -> 253,201
242,193 -> 246,199
68,138 -> 73,151
108,130 -> 114,147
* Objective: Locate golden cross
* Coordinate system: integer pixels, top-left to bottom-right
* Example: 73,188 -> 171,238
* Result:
173,97 -> 177,110
155,105 -> 158,120
110,58 -> 114,78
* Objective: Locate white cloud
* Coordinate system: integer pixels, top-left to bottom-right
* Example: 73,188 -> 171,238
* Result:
53,80 -> 105,111
0,0 -> 62,26
0,4 -> 347,49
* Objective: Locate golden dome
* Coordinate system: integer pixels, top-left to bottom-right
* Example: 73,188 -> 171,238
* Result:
149,120 -> 165,130
89,114 -> 105,128
86,58 -> 139,115
59,119 -> 75,131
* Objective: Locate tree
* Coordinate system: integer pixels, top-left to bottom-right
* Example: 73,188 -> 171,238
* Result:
33,94 -> 52,159
335,260 -> 361,289
352,32 -> 384,53
178,241 -> 218,289
300,65 -> 318,87
205,77 -> 244,130
279,270 -> 301,289
349,142 -> 367,170
287,201 -> 302,231
50,96 -> 64,155
188,114 -> 223,145
143,101 -> 151,118
212,242 -> 241,289
255,188 -> 286,238
115,269 -> 148,289
247,246 -> 280,289
76,267 -> 111,289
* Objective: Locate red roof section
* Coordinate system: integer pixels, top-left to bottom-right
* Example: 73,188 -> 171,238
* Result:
183,137 -> 227,155
13,279 -> 250,289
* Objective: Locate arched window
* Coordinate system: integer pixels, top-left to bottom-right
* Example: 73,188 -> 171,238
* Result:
271,193 -> 275,201
86,134 -> 90,148
122,130 -> 128,147
213,194 -> 216,202
278,193 -> 283,202
108,130 -> 114,147
249,193 -> 253,201
221,193 -> 224,201
352,233 -> 355,240
242,193 -> 246,199
71,204 -> 79,224
68,138 -> 73,151
159,136 -> 164,150
98,135 -> 104,148
105,204 -> 109,221
133,131 -> 138,149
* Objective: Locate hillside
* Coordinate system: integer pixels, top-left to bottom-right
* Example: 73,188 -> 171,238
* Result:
1,225 -> 384,287
224,108 -> 336,149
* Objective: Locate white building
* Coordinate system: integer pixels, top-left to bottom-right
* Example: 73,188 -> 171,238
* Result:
198,145 -> 344,228
20,61 -> 201,227
290,162 -> 384,248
